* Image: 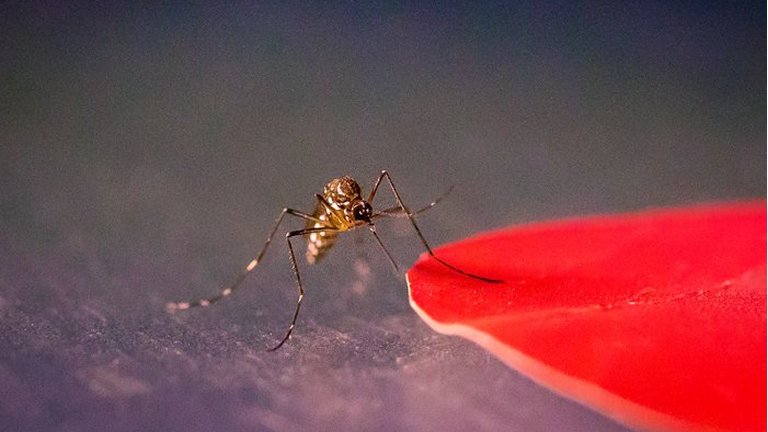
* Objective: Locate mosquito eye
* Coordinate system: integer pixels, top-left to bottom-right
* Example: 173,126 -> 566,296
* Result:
353,203 -> 371,220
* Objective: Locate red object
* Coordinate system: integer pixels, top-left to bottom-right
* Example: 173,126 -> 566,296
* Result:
407,202 -> 766,431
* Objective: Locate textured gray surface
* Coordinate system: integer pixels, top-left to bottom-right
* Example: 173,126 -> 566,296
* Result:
1,2 -> 764,431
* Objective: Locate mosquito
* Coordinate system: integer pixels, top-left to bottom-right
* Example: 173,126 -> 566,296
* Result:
167,170 -> 501,351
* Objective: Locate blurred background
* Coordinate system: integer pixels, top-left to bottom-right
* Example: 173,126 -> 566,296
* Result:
1,2 -> 764,431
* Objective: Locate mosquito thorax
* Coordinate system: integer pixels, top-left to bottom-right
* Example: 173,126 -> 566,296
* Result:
323,176 -> 362,207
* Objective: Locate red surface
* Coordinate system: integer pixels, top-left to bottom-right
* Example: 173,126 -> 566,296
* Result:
408,202 -> 766,431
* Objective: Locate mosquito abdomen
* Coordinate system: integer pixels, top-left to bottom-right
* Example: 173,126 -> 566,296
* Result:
306,228 -> 338,264
306,201 -> 339,264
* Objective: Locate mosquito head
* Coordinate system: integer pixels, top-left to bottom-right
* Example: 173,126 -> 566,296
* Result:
352,201 -> 373,222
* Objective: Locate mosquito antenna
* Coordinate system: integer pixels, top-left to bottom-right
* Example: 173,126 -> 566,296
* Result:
372,185 -> 455,219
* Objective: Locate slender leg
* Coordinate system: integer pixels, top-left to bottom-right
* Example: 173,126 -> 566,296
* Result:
268,226 -> 337,351
166,208 -> 323,312
367,224 -> 400,273
369,170 -> 502,283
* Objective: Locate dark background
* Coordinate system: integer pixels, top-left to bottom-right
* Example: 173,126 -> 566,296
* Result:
1,2 -> 764,431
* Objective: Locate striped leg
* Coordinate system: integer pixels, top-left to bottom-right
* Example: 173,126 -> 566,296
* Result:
166,208 -> 322,312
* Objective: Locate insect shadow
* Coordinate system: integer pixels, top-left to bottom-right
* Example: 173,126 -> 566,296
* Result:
167,170 -> 501,351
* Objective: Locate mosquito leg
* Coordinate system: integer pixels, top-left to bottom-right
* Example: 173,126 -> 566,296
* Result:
166,208 -> 323,312
268,226 -> 336,351
369,170 -> 503,283
367,224 -> 400,273
367,170 -> 387,203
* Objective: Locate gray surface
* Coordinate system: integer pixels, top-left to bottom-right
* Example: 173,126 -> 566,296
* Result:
1,2 -> 764,431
